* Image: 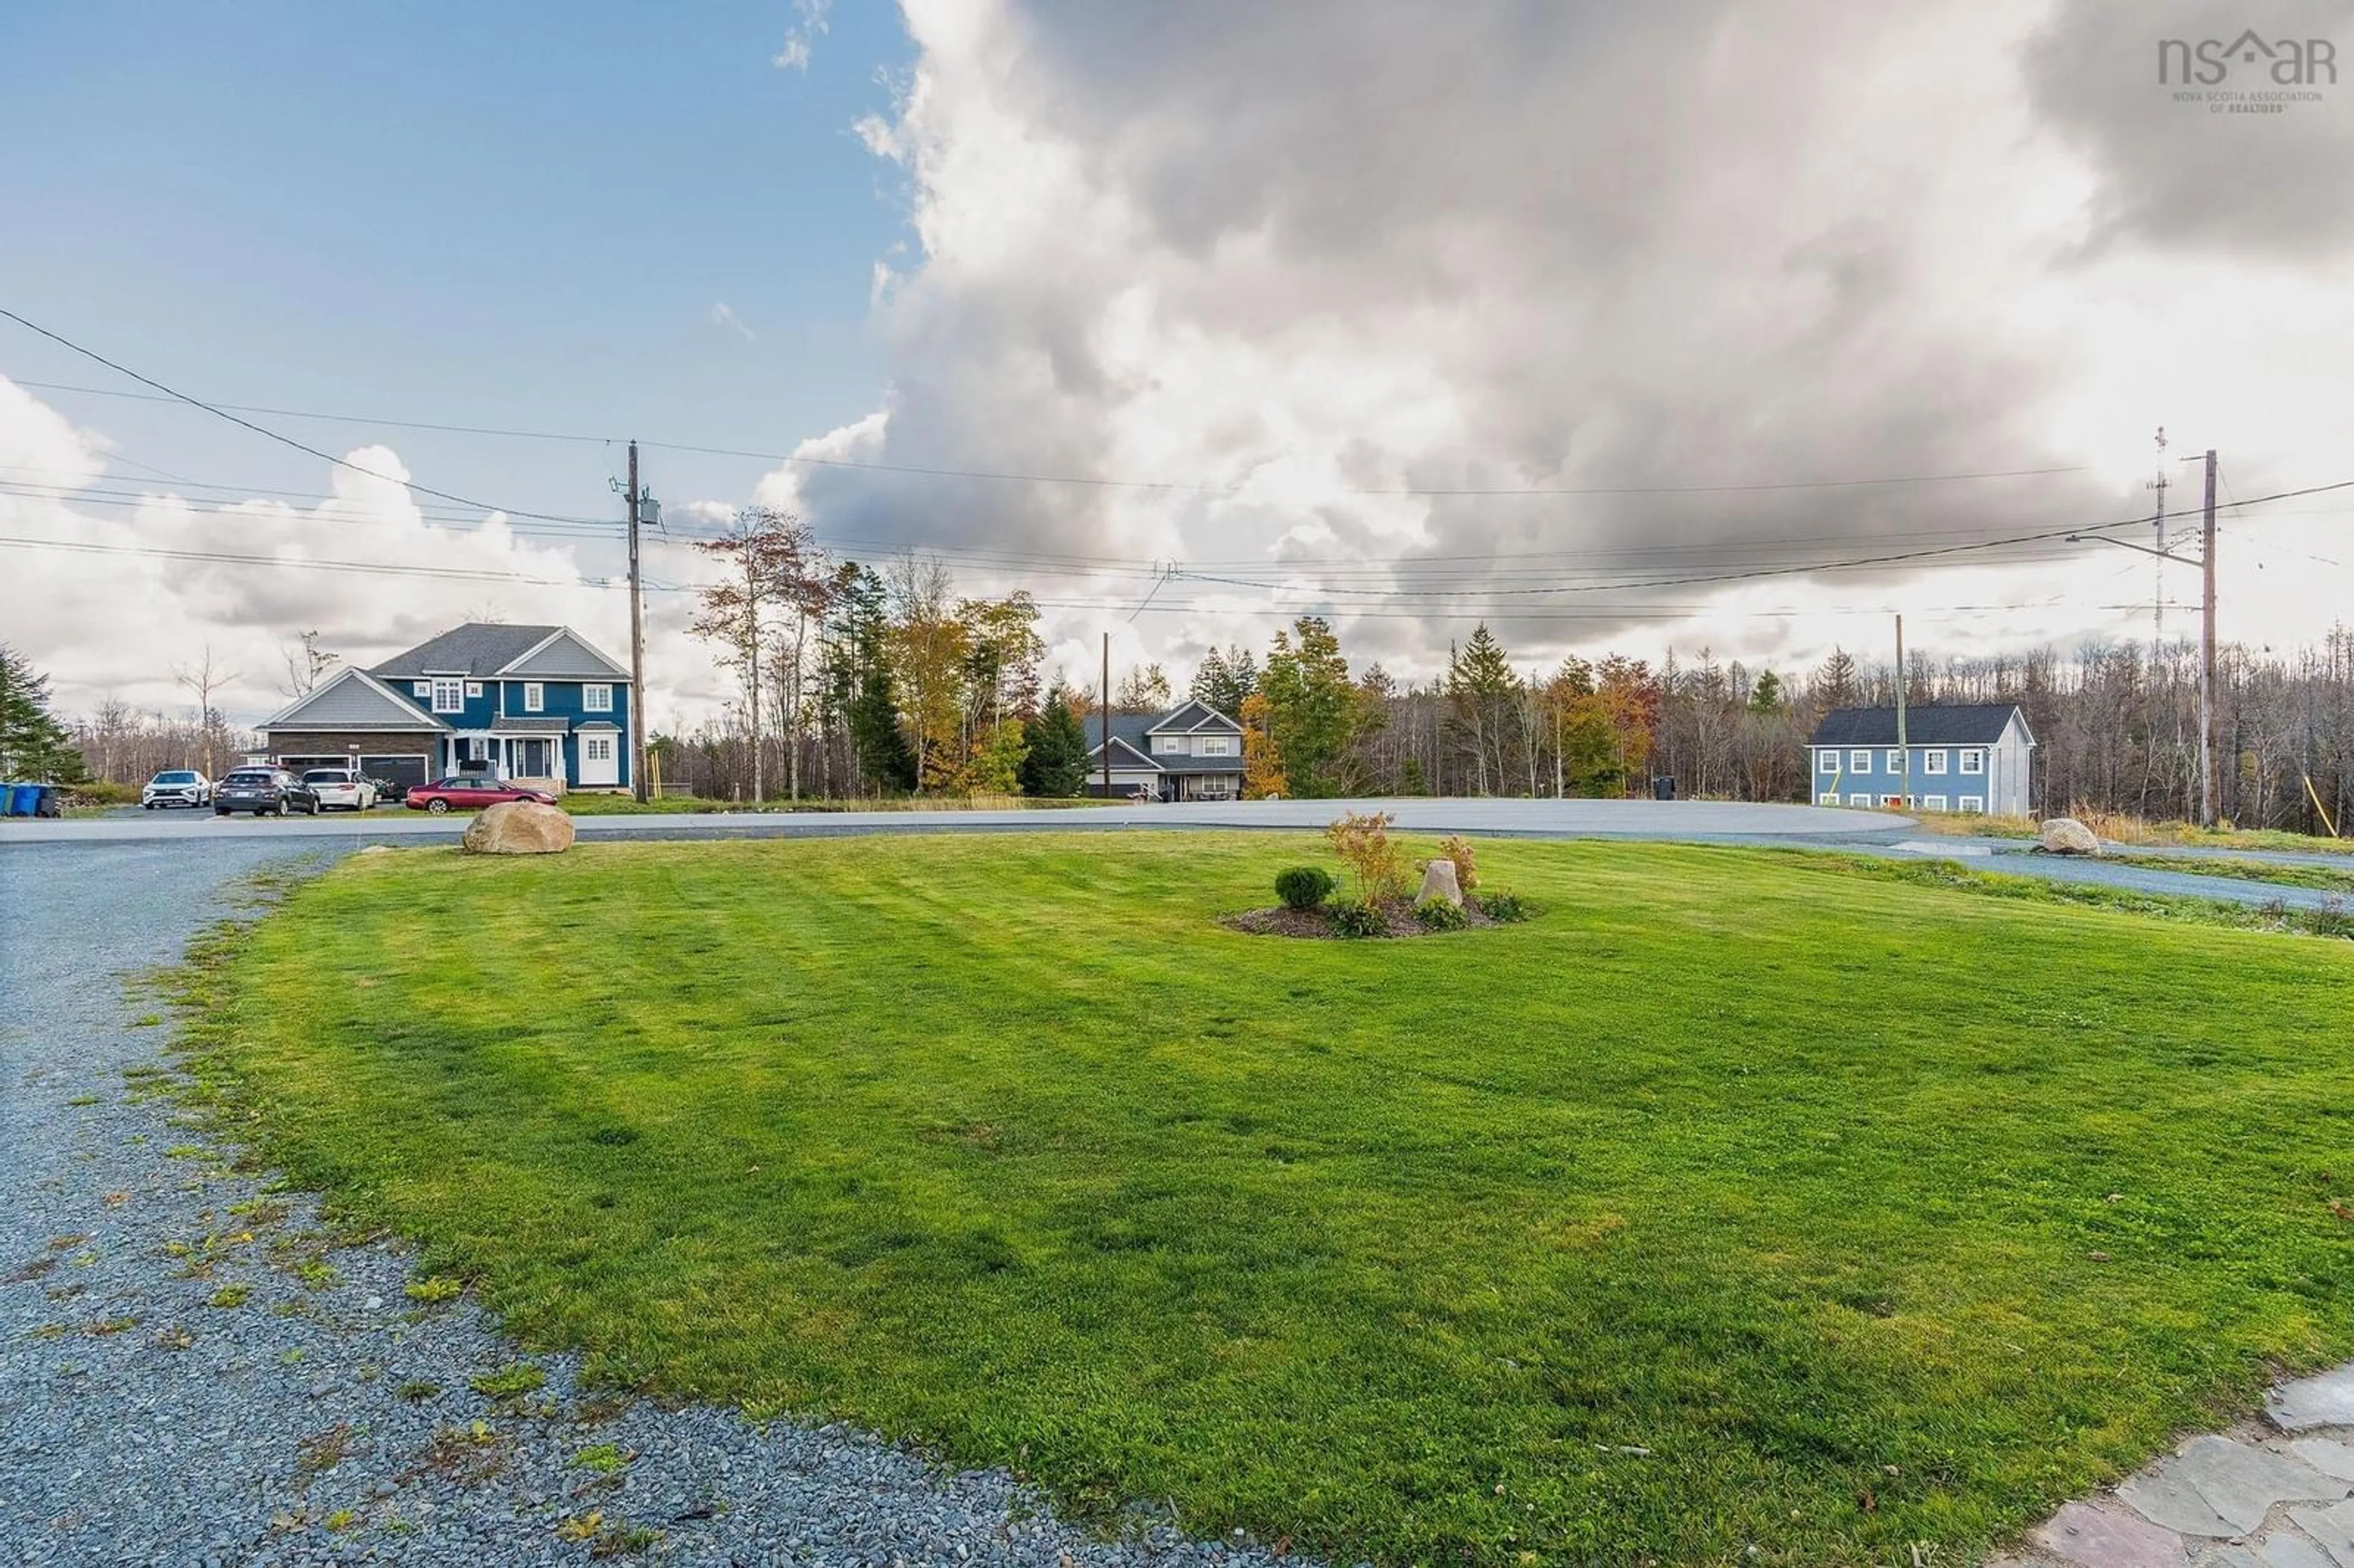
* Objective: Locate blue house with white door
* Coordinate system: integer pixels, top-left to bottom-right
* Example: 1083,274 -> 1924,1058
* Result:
257,623 -> 632,794
1807,704 -> 2033,816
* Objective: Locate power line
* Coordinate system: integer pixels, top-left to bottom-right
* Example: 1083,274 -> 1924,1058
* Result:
4,378 -> 611,446
0,309 -> 598,523
12,370 -> 2093,499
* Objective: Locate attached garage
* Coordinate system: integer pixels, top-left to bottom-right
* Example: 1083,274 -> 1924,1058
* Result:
359,754 -> 431,793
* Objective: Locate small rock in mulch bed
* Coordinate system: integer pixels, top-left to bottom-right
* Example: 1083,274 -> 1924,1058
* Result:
1222,898 -> 1503,939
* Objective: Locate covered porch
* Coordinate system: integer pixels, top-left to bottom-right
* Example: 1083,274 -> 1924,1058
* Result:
443,717 -> 570,791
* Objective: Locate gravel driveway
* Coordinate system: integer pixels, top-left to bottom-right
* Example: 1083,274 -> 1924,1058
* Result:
0,841 -> 1284,1568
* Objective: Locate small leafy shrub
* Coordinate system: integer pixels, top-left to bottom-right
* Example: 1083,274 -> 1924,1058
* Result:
1435,835 -> 1480,891
1328,899 -> 1388,939
404,1275 -> 463,1304
1414,897 -> 1467,931
1477,889 -> 1529,923
2300,895 -> 2352,939
1274,866 -> 1336,910
1325,810 -> 1406,902
469,1361 -> 547,1399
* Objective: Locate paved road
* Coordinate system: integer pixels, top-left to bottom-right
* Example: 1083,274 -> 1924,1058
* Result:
8,796 -> 1905,846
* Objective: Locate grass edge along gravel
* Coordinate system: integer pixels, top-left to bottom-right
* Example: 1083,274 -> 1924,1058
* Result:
161,834 -> 2354,1567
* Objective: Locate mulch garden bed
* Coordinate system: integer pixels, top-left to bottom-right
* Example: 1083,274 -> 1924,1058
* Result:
1222,897 -> 1507,940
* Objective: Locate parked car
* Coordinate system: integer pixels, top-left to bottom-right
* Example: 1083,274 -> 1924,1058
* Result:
141,769 -> 211,809
302,767 -> 376,811
213,767 -> 320,817
403,776 -> 561,814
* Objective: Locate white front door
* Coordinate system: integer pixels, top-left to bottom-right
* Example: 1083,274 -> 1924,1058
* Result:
577,733 -> 619,786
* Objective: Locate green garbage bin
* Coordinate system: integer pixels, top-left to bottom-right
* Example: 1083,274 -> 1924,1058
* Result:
0,784 -> 23,816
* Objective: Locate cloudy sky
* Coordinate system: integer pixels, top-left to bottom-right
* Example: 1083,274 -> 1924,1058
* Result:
2,0 -> 2348,729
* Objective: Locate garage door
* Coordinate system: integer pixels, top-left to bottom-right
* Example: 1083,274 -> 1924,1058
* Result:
359,754 -> 430,791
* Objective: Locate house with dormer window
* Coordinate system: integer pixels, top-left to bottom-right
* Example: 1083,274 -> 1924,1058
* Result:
257,623 -> 632,794
1081,699 -> 1245,801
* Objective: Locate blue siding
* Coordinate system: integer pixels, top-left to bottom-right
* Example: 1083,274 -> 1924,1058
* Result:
387,674 -> 630,787
1813,741 -> 2014,812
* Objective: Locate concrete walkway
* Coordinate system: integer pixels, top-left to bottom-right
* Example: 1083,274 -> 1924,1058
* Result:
1995,1369 -> 2354,1567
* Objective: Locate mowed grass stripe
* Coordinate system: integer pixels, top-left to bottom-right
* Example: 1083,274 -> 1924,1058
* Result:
177,832 -> 2354,1565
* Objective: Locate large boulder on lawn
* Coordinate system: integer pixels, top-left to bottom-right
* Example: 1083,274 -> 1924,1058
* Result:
2038,816 -> 2100,856
462,800 -> 574,855
1417,858 -> 1464,907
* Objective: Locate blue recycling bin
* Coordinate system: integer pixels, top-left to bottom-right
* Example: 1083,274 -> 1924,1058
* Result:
0,783 -> 22,816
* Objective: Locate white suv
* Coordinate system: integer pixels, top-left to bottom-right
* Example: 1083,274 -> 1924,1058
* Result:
302,768 -> 377,811
142,769 -> 211,809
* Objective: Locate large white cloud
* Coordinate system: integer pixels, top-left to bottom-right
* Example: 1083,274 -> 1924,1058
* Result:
764,0 -> 2354,685
0,378 -> 736,729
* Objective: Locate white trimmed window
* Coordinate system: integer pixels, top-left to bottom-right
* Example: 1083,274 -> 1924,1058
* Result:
1880,794 -> 1903,807
465,737 -> 489,762
1198,735 -> 1232,756
584,736 -> 612,763
413,680 -> 432,698
1959,794 -> 1985,813
430,679 -> 465,714
1818,750 -> 1838,774
1154,733 -> 1187,754
1818,791 -> 1841,805
1849,748 -> 1872,774
1886,748 -> 1903,772
465,681 -> 484,698
1923,749 -> 1949,774
1960,748 -> 1986,774
582,683 -> 613,713
1924,794 -> 1949,811
523,682 -> 544,713
1848,793 -> 1873,807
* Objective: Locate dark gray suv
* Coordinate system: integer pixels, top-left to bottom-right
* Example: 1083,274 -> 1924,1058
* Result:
213,767 -> 321,818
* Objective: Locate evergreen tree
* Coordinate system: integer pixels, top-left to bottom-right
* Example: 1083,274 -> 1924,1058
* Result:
1190,644 -> 1258,717
831,565 -> 917,792
0,645 -> 85,782
849,664 -> 917,791
1018,690 -> 1089,797
1749,669 -> 1785,714
1258,616 -> 1374,797
1190,647 -> 1231,710
1445,623 -> 1519,795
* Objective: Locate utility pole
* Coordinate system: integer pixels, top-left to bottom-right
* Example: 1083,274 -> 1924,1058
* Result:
2200,447 -> 2219,828
1895,614 -> 1910,812
2149,426 -> 2169,650
1101,632 -> 1112,801
627,440 -> 649,803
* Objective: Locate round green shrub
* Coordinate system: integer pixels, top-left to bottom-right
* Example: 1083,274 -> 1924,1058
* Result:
1476,889 -> 1529,923
1274,866 -> 1337,911
1328,899 -> 1388,938
1413,897 -> 1468,931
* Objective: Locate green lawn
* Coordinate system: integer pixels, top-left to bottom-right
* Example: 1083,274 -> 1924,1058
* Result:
175,834 -> 2354,1566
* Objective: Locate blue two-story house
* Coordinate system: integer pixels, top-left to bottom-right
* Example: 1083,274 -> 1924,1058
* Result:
257,623 -> 633,794
1807,704 -> 2034,816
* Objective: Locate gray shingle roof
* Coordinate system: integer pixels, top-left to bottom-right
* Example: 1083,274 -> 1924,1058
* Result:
259,668 -> 448,733
503,628 -> 631,680
1082,710 -> 1245,774
372,624 -> 563,679
1809,704 -> 2028,747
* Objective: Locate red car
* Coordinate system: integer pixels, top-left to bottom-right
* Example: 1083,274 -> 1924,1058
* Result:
404,776 -> 561,814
